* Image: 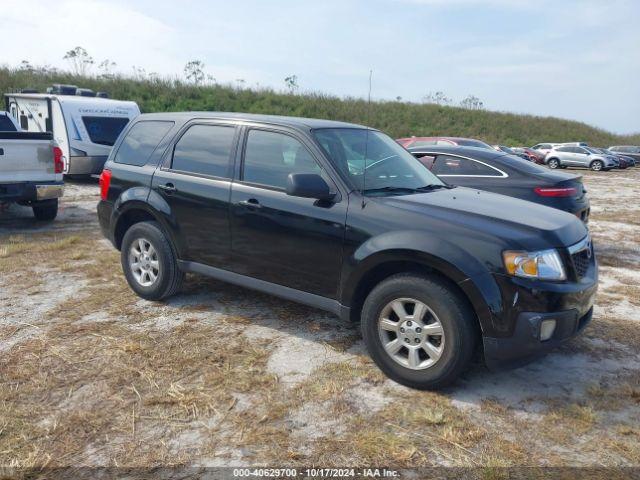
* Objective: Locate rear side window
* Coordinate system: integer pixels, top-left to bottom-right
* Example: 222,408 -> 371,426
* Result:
0,115 -> 17,131
171,124 -> 236,178
115,121 -> 174,166
432,155 -> 501,176
243,130 -> 320,189
82,116 -> 130,146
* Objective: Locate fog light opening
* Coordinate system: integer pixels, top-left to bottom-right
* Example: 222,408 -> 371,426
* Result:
540,319 -> 557,341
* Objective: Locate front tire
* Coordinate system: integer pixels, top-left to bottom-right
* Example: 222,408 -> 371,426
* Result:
547,158 -> 560,169
361,273 -> 477,390
590,160 -> 604,171
32,199 -> 58,221
121,221 -> 183,301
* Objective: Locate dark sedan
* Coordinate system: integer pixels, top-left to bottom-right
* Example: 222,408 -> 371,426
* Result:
408,145 -> 590,222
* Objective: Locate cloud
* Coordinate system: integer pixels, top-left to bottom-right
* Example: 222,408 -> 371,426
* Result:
0,0 -> 177,73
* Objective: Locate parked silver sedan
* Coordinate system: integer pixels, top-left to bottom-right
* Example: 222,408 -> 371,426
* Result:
545,145 -> 619,171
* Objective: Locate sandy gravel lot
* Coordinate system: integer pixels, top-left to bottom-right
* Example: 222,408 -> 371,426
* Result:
1,168 -> 639,472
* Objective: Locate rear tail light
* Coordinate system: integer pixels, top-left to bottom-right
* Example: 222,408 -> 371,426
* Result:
534,186 -> 577,197
53,146 -> 64,174
99,169 -> 112,200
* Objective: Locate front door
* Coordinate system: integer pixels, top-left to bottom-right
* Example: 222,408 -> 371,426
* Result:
151,122 -> 238,267
230,127 -> 346,299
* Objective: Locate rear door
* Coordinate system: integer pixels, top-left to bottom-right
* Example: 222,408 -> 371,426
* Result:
229,126 -> 346,298
151,121 -> 239,267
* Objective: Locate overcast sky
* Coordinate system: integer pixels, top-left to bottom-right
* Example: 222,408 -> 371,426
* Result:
2,0 -> 639,133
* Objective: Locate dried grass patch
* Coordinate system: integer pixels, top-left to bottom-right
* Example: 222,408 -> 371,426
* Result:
0,316 -> 277,467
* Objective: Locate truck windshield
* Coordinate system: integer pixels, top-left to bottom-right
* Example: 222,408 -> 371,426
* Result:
313,128 -> 444,194
82,116 -> 130,146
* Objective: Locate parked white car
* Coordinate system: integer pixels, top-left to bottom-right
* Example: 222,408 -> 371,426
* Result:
5,86 -> 140,176
531,142 -> 562,156
545,145 -> 618,171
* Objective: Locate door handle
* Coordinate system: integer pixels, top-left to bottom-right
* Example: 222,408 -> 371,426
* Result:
238,198 -> 262,209
0,148 -> 4,155
158,183 -> 176,193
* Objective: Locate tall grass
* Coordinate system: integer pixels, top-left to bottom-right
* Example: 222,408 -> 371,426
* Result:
2,66 -> 638,146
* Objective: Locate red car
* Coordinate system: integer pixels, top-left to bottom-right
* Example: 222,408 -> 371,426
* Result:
512,147 -> 546,164
396,136 -> 493,150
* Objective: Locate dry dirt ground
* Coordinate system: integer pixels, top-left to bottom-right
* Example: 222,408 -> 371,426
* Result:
1,169 -> 639,474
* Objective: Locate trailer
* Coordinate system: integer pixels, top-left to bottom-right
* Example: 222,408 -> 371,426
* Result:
5,87 -> 140,176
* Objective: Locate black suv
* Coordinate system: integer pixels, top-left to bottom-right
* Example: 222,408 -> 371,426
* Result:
98,112 -> 597,389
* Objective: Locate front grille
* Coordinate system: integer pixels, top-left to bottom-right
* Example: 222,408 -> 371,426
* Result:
568,235 -> 593,279
571,249 -> 590,278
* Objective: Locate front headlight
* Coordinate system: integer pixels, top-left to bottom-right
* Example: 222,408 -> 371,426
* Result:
503,249 -> 566,280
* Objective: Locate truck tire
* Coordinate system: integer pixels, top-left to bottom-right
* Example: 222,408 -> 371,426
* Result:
121,221 -> 184,301
32,199 -> 58,221
360,273 -> 477,390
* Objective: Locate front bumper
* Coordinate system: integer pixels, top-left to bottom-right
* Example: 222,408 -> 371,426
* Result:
481,246 -> 597,370
0,181 -> 64,203
483,307 -> 593,370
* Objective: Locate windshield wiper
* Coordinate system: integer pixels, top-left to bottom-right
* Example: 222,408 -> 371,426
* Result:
363,184 -> 450,195
414,184 -> 451,191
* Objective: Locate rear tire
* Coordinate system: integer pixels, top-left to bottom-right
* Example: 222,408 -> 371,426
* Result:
32,199 -> 58,221
121,221 -> 184,301
590,160 -> 604,171
360,273 -> 477,390
547,158 -> 560,169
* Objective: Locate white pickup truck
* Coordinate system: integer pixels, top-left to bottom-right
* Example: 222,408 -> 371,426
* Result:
0,129 -> 64,220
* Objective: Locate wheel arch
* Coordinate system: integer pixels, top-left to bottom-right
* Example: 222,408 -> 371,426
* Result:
341,249 -> 495,335
112,201 -> 180,257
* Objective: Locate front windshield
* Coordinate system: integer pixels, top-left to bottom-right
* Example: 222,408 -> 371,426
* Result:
313,128 -> 444,194
585,147 -> 601,154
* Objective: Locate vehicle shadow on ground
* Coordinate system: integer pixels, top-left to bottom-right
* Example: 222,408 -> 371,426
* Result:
160,275 -> 639,410
0,201 -> 98,235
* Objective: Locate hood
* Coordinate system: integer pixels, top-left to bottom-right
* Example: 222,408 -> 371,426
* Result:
377,186 -> 587,250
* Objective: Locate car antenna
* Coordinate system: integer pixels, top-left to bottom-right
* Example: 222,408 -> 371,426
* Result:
362,69 -> 373,209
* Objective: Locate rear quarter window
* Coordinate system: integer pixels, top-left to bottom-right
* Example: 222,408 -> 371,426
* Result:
432,155 -> 502,176
114,121 -> 174,167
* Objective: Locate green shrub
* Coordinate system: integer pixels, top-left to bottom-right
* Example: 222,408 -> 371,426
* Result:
2,67 -> 637,146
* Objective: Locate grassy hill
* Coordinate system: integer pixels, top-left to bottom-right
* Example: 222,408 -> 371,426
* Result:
2,67 -> 638,146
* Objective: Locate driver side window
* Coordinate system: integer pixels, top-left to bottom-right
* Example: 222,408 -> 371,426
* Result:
242,129 -> 321,190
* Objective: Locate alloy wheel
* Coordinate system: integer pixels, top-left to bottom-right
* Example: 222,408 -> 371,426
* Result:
377,298 -> 445,370
129,238 -> 160,287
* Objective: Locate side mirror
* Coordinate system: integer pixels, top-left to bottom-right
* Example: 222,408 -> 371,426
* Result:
286,173 -> 335,201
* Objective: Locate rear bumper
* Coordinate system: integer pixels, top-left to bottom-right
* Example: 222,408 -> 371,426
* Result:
67,156 -> 107,176
0,181 -> 64,203
97,199 -> 115,245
